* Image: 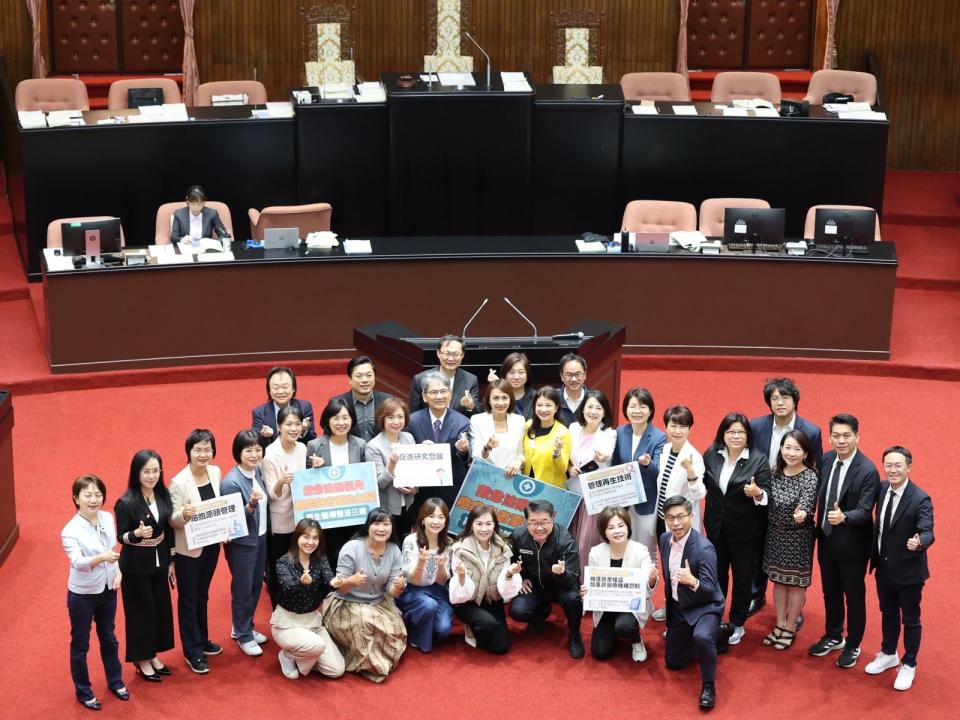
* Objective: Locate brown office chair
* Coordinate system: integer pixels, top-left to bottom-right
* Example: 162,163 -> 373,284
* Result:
194,81 -> 268,107
698,198 -> 771,237
710,72 -> 782,104
621,200 -> 697,233
107,78 -> 183,110
803,205 -> 882,241
155,202 -> 235,244
46,216 -> 126,249
248,203 -> 333,241
620,72 -> 690,102
15,79 -> 89,112
804,70 -> 877,106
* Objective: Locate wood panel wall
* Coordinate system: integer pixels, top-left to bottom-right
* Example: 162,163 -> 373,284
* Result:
1,0 -> 958,170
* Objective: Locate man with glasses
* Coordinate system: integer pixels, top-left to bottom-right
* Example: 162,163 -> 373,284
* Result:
660,495 -> 727,709
509,500 -> 584,658
408,335 -> 480,417
556,354 -> 590,427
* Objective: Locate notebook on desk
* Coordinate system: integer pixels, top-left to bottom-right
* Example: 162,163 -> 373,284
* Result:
263,227 -> 299,249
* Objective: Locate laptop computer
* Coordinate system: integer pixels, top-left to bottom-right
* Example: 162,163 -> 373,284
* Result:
632,232 -> 672,253
263,227 -> 300,249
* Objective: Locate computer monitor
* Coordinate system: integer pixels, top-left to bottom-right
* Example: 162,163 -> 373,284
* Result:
812,208 -> 877,244
722,208 -> 786,244
60,218 -> 122,257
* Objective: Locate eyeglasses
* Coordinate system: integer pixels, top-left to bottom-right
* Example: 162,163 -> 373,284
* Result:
425,389 -> 450,397
725,429 -> 747,436
665,512 -> 691,523
439,351 -> 463,359
526,520 -> 553,529
562,372 -> 585,380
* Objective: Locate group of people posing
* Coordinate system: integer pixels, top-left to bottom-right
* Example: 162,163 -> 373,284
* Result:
61,336 -> 935,711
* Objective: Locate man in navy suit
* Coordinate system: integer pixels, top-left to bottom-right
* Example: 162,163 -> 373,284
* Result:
809,413 -> 879,669
660,495 -> 726,709
171,185 -> 230,243
408,370 -> 471,510
329,355 -> 391,442
408,335 -> 480,417
747,377 -> 824,615
250,366 -> 316,449
556,353 -> 591,427
864,446 -> 934,691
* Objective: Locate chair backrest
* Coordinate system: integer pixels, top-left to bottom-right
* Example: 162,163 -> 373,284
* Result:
194,81 -> 268,107
155,201 -> 234,244
107,78 -> 183,110
247,203 -> 333,241
804,69 -> 877,106
710,71 -> 782,104
698,197 -> 770,237
803,205 -> 882,241
621,200 -> 697,233
46,216 -> 126,249
620,72 -> 690,102
15,78 -> 89,112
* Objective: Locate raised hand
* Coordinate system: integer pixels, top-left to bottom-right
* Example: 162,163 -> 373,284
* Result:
301,417 -> 312,435
300,569 -> 313,585
418,546 -> 434,564
455,432 -> 470,454
638,452 -> 651,467
250,487 -> 263,506
459,389 -> 475,412
674,559 -> 696,587
280,463 -> 294,484
743,476 -> 762,498
552,437 -> 564,459
392,574 -> 408,594
648,563 -> 659,587
309,454 -> 324,469
679,455 -> 694,472
593,448 -> 610,464
182,503 -> 197,522
135,520 -> 153,539
259,425 -> 274,438
487,368 -> 498,382
551,559 -> 566,576
826,502 -> 845,526
484,435 -> 499,454
506,561 -> 523,579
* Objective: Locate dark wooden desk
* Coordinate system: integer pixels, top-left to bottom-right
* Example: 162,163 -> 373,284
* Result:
42,238 -> 897,373
0,391 -> 18,566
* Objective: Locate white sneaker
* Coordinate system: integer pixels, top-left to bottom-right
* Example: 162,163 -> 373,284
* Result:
463,625 -> 477,648
728,625 -> 746,645
865,651 -> 900,675
894,664 -> 915,691
238,639 -> 263,656
231,628 -> 268,644
652,607 -> 667,622
631,639 -> 648,662
278,650 -> 299,679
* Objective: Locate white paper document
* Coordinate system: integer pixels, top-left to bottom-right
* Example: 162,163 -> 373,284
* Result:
18,110 -> 47,129
356,82 -> 386,103
753,107 -> 780,118
438,72 -> 476,87
672,105 -> 698,116
500,72 -> 532,92
419,74 -> 439,83
575,239 -> 607,253
631,104 -> 658,115
343,239 -> 372,255
264,101 -> 294,118
837,110 -> 887,121
722,107 -> 749,117
43,248 -> 76,272
196,251 -> 235,262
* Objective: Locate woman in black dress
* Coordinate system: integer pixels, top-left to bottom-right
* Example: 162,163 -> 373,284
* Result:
114,449 -> 176,681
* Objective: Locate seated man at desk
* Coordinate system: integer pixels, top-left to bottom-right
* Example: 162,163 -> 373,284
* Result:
408,334 -> 480,417
171,185 -> 230,243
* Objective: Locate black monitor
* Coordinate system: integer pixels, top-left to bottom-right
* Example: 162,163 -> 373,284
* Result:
722,207 -> 786,244
61,218 -> 122,256
127,87 -> 164,108
812,208 -> 877,244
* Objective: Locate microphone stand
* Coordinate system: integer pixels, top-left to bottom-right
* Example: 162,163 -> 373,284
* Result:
464,32 -> 491,90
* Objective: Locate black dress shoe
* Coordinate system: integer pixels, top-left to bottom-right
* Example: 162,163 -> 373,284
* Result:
79,697 -> 102,711
109,686 -> 130,701
716,624 -> 732,655
568,634 -> 585,659
185,656 -> 211,674
202,640 -> 223,656
152,663 -> 172,676
134,664 -> 162,682
747,596 -> 766,617
699,682 -> 716,709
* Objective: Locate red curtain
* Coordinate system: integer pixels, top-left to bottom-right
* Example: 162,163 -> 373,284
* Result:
823,0 -> 841,69
676,0 -> 690,76
24,0 -> 47,78
180,0 -> 199,105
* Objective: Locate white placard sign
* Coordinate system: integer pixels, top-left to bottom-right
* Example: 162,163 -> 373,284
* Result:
393,443 -> 453,487
583,565 -> 649,613
579,461 -> 645,515
184,492 -> 247,550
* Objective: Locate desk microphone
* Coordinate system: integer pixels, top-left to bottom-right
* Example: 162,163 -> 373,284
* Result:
462,298 -> 489,339
464,32 -> 491,90
503,297 -> 538,339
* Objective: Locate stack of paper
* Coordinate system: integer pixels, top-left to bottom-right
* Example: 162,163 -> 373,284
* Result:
18,110 -> 47,129
631,104 -> 658,115
305,231 -> 339,249
47,110 -> 84,127
753,107 -> 780,118
356,82 -> 386,103
501,72 -> 531,92
343,239 -> 372,254
672,105 -> 698,116
837,110 -> 887,121
825,101 -> 873,113
438,72 -> 475,87
575,239 -> 607,253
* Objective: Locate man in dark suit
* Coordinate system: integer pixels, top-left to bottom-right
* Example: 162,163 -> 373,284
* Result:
660,495 -> 726,709
556,353 -> 590,427
251,366 -> 316,449
408,334 -> 480,417
329,355 -> 391,442
809,413 -> 879,669
747,377 -> 824,615
407,370 -> 471,509
864,446 -> 934,691
170,185 -> 230,243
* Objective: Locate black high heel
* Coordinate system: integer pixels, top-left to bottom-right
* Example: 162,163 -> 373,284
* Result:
151,662 -> 172,676
134,663 -> 162,682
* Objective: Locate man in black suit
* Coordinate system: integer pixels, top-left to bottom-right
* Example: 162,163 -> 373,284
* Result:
329,355 -> 391,442
864,446 -> 934,691
250,366 -> 316,449
809,413 -> 879,669
661,495 -> 726,709
556,353 -> 591,427
408,334 -> 480,417
747,377 -> 824,616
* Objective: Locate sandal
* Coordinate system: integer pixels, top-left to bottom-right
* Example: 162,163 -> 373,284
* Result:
763,626 -> 787,646
772,629 -> 796,650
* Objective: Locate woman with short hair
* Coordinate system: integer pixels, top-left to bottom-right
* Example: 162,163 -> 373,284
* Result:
365,396 -> 418,535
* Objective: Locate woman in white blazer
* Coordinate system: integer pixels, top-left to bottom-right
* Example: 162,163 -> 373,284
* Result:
168,429 -> 223,673
581,507 -> 657,662
654,406 -> 706,535
469,380 -> 525,474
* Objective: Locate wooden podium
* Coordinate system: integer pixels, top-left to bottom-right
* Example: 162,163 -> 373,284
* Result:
354,320 -> 626,405
0,391 -> 18,566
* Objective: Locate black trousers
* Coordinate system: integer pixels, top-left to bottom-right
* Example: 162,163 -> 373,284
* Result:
590,611 -> 640,660
175,543 -> 220,660
665,609 -> 719,683
713,532 -> 762,627
454,599 -> 511,654
266,531 -> 292,607
875,561 -> 924,667
817,541 -> 868,647
121,571 -> 174,662
322,526 -> 356,571
509,586 -> 582,635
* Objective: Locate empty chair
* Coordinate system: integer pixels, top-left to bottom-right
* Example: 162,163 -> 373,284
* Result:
620,72 -> 690,102
248,203 -> 332,240
46,216 -> 126,249
804,205 -> 882,241
804,69 -> 877,106
194,81 -> 268,107
154,201 -> 234,244
107,78 -> 182,110
621,200 -> 696,233
698,198 -> 771,237
15,78 -> 89,112
710,72 -> 782,104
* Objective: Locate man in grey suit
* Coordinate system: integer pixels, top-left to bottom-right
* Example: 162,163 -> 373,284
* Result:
408,334 -> 480,417
171,185 -> 230,243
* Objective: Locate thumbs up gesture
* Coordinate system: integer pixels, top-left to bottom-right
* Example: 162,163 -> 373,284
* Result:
459,388 -> 475,412
300,569 -> 313,585
675,559 -> 696,587
309,454 -> 324,469
906,533 -> 922,551
793,505 -> 807,524
551,559 -> 566,575
743,476 -> 762,498
250,487 -> 263,506
827,502 -> 845,526
135,520 -> 153,539
280,463 -> 294,484
679,455 -> 694,473
455,559 -> 467,584
506,560 -> 523,579
391,573 -> 408,595
455,432 -> 470,454
648,563 -> 659,587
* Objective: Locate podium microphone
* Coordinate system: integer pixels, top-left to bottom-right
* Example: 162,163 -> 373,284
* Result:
464,32 -> 491,90
462,298 -> 489,339
503,297 -> 538,339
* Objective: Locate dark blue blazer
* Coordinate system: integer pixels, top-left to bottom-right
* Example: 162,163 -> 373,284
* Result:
613,423 -> 667,514
408,368 -> 480,417
251,397 -> 317,448
171,206 -> 229,242
749,413 -> 824,472
556,385 -> 592,428
408,408 -> 471,508
219,464 -> 269,545
869,479 -> 933,585
816,449 -> 880,563
659,528 -> 725,625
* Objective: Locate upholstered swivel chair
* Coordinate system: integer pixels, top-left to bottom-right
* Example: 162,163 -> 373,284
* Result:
107,78 -> 182,110
803,205 -> 882,241
621,201 -> 697,233
46,216 -> 126,249
698,198 -> 771,237
15,79 -> 89,112
247,203 -> 333,241
194,81 -> 268,106
620,72 -> 690,102
710,72 -> 782,104
804,70 -> 877,106
154,202 -> 235,244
